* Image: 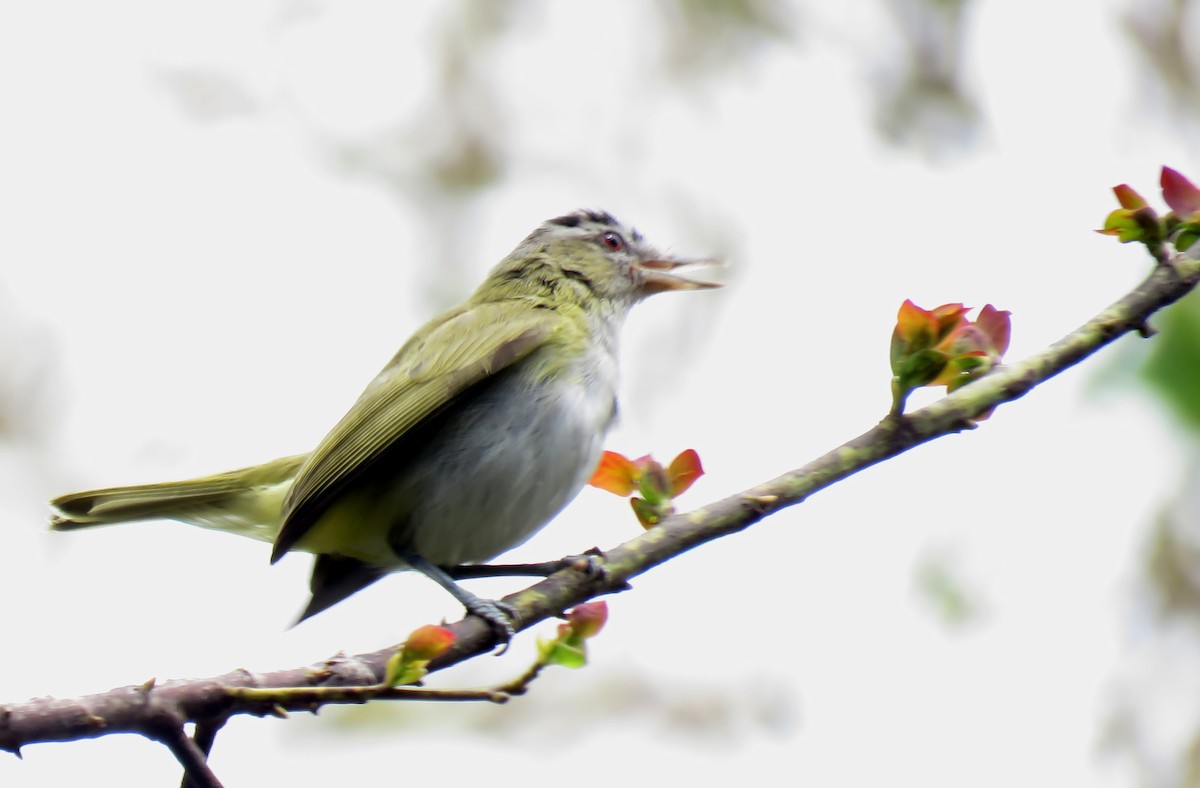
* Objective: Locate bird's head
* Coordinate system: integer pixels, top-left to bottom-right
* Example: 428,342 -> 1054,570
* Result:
487,209 -> 721,308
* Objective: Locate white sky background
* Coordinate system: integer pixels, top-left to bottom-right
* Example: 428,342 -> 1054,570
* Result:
1,0 -> 1198,785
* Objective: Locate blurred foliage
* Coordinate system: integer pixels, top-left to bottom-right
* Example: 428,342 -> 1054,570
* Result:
331,0 -> 519,193
914,550 -> 983,629
652,0 -> 795,79
1123,0 -> 1200,127
0,289 -> 56,447
331,0 -> 521,306
309,668 -> 796,744
873,0 -> 980,158
410,0 -> 517,194
651,0 -> 984,155
1102,477 -> 1200,785
155,69 -> 258,122
1145,506 -> 1200,624
1140,290 -> 1200,433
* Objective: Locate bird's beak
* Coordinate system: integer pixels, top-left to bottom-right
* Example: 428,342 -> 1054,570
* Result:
635,257 -> 725,294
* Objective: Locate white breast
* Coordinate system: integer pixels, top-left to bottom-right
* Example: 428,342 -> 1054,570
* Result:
398,339 -> 620,566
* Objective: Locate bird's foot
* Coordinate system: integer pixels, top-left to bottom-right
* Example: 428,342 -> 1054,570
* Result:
399,552 -> 519,653
560,549 -> 611,584
464,596 -> 518,653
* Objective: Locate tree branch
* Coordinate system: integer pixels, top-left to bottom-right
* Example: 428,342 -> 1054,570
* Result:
156,723 -> 223,788
2,249 -> 1197,759
180,718 -> 225,788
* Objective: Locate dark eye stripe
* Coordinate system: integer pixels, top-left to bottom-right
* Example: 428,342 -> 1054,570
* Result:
561,267 -> 598,294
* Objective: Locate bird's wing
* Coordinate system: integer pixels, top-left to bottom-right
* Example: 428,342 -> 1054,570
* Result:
271,302 -> 563,562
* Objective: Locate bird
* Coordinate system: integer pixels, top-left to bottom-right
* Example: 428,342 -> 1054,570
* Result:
49,209 -> 719,644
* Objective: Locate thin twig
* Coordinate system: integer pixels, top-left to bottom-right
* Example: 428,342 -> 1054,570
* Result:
180,718 -> 226,788
228,683 -> 510,707
154,724 -> 224,788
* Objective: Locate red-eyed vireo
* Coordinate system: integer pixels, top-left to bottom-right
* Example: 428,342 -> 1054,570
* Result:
50,210 -> 719,644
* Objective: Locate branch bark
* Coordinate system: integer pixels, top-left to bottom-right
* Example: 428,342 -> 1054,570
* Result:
3,248 -> 1197,763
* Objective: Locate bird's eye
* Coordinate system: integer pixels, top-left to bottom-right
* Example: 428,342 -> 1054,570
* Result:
598,231 -> 625,252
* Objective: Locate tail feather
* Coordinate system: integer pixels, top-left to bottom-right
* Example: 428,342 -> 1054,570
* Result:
51,480 -> 244,529
295,554 -> 388,624
49,454 -> 307,543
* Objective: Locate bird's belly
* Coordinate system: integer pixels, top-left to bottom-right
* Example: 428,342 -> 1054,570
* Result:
298,365 -> 615,568
401,370 -> 613,566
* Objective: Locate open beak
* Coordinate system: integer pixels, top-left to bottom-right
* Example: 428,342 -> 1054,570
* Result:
635,257 -> 725,295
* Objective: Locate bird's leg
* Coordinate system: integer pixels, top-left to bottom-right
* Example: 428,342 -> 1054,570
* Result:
401,553 -> 517,649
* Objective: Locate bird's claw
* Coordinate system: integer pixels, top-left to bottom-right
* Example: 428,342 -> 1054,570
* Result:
466,597 -> 517,654
562,551 -> 611,584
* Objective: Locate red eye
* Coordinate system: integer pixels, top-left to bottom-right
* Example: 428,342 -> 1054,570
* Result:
599,231 -> 625,252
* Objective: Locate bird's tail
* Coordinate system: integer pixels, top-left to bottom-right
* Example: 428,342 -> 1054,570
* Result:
49,454 -> 307,544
